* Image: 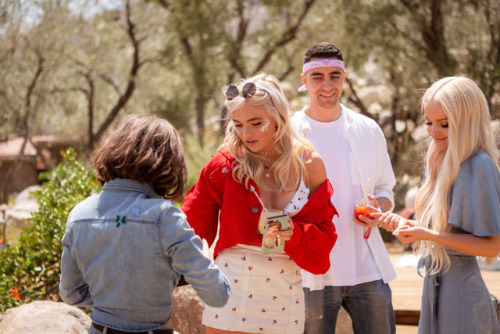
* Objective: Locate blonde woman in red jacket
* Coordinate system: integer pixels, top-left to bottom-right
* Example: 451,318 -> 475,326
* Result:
181,73 -> 338,334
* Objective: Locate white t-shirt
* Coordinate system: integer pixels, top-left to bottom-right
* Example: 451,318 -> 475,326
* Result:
293,110 -> 383,287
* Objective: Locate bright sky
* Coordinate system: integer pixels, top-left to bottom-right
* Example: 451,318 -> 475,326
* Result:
17,0 -> 125,30
68,0 -> 125,18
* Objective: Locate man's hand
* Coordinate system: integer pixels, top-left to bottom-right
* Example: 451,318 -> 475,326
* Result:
352,194 -> 388,228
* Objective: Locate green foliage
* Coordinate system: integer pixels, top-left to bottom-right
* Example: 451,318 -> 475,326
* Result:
379,227 -> 396,243
149,96 -> 193,136
0,149 -> 101,312
183,132 -> 223,193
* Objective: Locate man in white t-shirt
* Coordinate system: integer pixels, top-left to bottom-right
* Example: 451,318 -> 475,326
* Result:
291,42 -> 397,334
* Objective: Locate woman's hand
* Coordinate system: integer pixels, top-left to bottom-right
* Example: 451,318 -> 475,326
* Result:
274,217 -> 294,241
392,225 -> 434,244
371,211 -> 410,232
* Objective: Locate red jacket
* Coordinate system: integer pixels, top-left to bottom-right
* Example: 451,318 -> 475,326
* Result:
181,146 -> 338,274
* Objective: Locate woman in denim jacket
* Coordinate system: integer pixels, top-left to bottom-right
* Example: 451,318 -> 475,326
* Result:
59,114 -> 230,334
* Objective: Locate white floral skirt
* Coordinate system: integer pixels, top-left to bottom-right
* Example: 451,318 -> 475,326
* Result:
202,244 -> 305,333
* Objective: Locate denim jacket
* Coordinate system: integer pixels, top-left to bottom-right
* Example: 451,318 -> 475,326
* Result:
59,179 -> 230,332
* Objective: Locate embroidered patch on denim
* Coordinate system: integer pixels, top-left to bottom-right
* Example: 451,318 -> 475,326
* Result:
115,215 -> 127,227
130,205 -> 142,217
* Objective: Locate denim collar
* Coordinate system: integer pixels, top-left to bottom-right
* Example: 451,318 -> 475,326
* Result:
103,178 -> 161,199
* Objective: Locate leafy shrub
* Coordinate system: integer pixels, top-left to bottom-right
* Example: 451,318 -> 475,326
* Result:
0,149 -> 101,311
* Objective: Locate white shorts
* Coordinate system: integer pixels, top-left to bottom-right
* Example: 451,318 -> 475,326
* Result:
202,244 -> 305,333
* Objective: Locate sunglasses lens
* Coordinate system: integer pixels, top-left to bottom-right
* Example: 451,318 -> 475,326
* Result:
225,85 -> 239,100
242,82 -> 256,99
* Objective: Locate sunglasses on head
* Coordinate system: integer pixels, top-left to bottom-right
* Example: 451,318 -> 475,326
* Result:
225,82 -> 257,101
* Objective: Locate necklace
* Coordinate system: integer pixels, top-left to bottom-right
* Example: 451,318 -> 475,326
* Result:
264,164 -> 271,177
259,150 -> 273,157
258,151 -> 277,178
262,157 -> 278,178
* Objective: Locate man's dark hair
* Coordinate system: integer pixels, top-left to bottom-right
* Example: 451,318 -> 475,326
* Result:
303,42 -> 343,64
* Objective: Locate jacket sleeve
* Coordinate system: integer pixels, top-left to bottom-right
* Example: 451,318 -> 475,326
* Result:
162,207 -> 230,307
59,229 -> 94,308
284,180 -> 338,275
181,155 -> 225,247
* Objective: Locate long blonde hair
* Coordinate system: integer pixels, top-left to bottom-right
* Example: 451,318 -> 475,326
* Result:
223,73 -> 314,191
415,76 -> 499,273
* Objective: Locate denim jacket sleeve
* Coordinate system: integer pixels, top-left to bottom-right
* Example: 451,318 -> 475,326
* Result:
161,208 -> 230,307
59,230 -> 94,308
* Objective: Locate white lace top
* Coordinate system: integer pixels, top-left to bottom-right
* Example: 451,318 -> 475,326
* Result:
282,174 -> 310,217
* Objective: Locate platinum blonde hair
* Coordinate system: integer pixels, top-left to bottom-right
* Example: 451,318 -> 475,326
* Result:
415,76 -> 499,273
223,72 -> 315,191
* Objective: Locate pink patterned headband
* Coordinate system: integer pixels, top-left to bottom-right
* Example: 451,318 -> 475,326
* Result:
298,58 -> 346,92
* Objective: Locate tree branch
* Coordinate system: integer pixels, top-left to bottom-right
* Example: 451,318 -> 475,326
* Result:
345,77 -> 371,119
226,0 -> 249,80
1,41 -> 45,203
91,1 -> 142,148
253,0 -> 316,73
388,21 -> 430,58
278,65 -> 295,82
278,51 -> 296,81
96,73 -> 121,94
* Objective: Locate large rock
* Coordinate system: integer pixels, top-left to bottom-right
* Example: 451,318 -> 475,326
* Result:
4,185 -> 40,230
0,301 -> 91,334
0,289 -> 201,334
172,285 -> 205,334
0,300 -> 190,334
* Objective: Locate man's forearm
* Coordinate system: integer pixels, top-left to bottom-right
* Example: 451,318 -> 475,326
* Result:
376,197 -> 392,213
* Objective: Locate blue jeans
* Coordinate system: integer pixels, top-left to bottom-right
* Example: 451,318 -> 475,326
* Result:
303,279 -> 396,334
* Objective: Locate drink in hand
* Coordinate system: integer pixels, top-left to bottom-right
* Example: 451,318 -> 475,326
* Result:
354,204 -> 372,220
354,199 -> 373,239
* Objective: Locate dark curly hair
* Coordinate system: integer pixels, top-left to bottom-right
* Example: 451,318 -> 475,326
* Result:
303,42 -> 343,64
91,114 -> 187,202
